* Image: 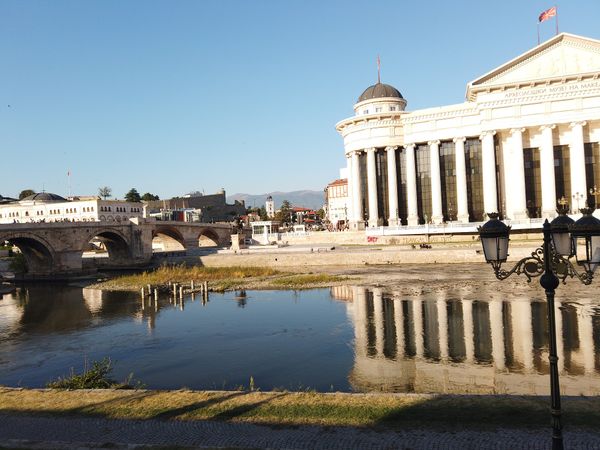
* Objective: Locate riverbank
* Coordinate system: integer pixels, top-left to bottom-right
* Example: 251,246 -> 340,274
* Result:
1,387 -> 599,430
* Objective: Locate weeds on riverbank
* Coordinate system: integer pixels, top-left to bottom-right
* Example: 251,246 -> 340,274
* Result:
93,264 -> 347,292
46,358 -> 142,390
96,265 -> 280,290
270,274 -> 347,288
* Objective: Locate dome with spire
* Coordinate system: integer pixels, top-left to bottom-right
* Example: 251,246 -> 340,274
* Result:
19,192 -> 67,204
357,83 -> 403,103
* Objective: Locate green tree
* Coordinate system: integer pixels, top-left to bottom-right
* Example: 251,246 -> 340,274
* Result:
141,192 -> 160,201
125,188 -> 141,203
18,189 -> 35,200
259,206 -> 268,221
98,186 -> 112,200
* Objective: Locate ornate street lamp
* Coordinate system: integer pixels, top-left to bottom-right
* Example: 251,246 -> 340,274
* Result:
478,208 -> 600,450
590,185 -> 600,210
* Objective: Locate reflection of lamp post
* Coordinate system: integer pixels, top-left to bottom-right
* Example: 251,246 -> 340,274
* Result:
590,186 -> 600,209
557,196 -> 569,212
572,192 -> 585,213
478,210 -> 600,450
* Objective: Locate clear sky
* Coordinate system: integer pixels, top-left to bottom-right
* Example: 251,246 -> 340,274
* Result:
2,0 -> 599,200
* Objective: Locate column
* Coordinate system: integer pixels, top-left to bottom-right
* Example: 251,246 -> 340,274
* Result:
386,146 -> 399,226
462,300 -> 475,363
437,297 -> 449,360
351,150 -> 365,229
405,144 -> 419,226
372,288 -> 384,357
569,121 -> 588,212
514,301 -> 533,372
353,287 -> 368,358
393,297 -> 405,358
480,130 -> 498,216
412,299 -> 424,358
489,300 -> 506,371
508,128 -> 528,219
539,124 -> 557,218
429,140 -> 443,224
577,306 -> 595,374
366,147 -> 379,227
346,154 -> 353,225
454,137 -> 469,223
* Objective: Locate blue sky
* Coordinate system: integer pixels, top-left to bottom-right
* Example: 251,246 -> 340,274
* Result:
2,0 -> 599,200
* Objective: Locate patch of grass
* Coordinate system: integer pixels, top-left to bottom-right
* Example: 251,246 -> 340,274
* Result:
269,274 -> 347,289
46,358 -> 142,390
1,389 -> 600,430
95,265 -> 281,290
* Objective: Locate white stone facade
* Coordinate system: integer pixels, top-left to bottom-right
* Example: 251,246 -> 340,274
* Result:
336,33 -> 600,229
0,197 -> 144,224
326,178 -> 349,229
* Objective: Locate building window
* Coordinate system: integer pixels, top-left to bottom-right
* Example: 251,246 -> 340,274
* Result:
363,109 -> 369,115
415,144 -> 431,224
439,141 -> 456,222
375,107 -> 382,113
375,150 -> 388,225
585,142 -> 600,208
465,138 -> 484,221
359,152 -> 368,222
396,147 -> 408,224
554,145 -> 571,206
390,106 -> 396,111
524,148 -> 542,218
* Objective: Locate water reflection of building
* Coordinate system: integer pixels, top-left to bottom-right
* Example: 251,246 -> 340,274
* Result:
347,286 -> 600,395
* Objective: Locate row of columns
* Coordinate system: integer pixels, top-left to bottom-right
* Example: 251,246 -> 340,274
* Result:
346,121 -> 589,228
352,287 -> 597,374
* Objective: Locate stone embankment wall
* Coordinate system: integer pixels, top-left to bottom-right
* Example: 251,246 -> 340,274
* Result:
280,230 -> 542,246
199,244 -> 538,268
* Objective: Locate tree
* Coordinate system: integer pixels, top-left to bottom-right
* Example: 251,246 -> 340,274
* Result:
18,189 -> 35,200
258,206 -> 268,221
125,188 -> 141,203
141,192 -> 160,201
98,186 -> 112,200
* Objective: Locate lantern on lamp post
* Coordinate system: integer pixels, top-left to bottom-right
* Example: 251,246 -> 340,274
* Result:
478,207 -> 600,450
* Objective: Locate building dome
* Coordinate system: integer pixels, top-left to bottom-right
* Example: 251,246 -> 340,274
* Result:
357,83 -> 403,103
20,192 -> 67,203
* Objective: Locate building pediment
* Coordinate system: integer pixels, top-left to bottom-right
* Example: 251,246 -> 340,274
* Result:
467,33 -> 600,101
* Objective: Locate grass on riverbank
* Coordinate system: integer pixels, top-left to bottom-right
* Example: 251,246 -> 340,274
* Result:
1,388 -> 599,430
91,265 -> 348,292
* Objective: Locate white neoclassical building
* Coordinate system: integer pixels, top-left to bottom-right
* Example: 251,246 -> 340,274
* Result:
336,33 -> 600,229
0,192 -> 144,224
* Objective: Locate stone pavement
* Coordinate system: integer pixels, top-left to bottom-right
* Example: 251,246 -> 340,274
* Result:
1,414 -> 600,449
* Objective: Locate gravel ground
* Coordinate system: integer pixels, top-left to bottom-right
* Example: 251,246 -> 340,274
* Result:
1,414 -> 600,450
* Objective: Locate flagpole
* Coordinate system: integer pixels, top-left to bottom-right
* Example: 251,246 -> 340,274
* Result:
555,5 -> 559,35
537,23 -> 540,45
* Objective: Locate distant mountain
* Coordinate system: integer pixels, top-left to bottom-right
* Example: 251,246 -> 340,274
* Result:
228,190 -> 325,210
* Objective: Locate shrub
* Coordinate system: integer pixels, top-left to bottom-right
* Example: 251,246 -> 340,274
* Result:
46,358 -> 142,389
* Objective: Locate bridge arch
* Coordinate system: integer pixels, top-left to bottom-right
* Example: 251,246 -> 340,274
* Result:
0,232 -> 56,274
152,225 -> 186,252
82,228 -> 132,262
197,227 -> 222,247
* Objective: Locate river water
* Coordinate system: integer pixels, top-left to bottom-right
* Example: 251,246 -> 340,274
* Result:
1,284 -> 600,395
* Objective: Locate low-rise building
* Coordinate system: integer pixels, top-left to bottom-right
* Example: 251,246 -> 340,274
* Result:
325,177 -> 349,230
0,192 -> 143,224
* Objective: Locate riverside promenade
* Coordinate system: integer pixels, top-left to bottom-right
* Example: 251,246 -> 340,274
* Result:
2,413 -> 600,449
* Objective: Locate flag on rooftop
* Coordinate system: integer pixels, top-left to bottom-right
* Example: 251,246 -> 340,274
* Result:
539,6 -> 557,23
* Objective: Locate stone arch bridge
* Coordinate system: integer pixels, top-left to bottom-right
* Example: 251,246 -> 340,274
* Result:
0,219 -> 233,276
